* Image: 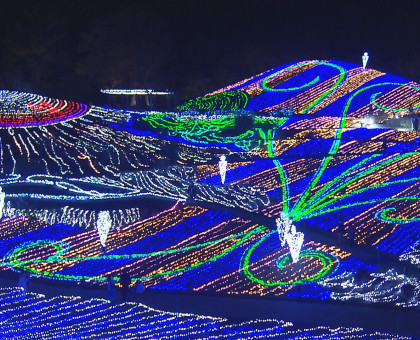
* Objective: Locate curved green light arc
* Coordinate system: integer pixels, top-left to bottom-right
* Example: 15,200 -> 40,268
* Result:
262,75 -> 320,92
298,176 -> 420,221
291,81 -> 420,219
290,65 -> 351,216
297,154 -> 382,213
242,231 -> 338,286
300,196 -> 420,221
4,226 -> 266,283
297,153 -> 420,219
264,127 -> 290,214
370,83 -> 420,112
260,61 -> 347,115
376,207 -> 420,223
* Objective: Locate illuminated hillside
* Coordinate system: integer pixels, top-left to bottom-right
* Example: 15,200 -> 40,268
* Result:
0,60 -> 420,337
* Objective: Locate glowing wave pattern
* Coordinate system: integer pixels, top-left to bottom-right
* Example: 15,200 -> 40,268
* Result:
177,90 -> 249,111
0,59 -> 420,312
0,91 -> 89,127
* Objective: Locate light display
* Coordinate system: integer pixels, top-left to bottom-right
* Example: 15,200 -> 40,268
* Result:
0,59 -> 420,338
277,212 -> 289,247
218,155 -> 227,184
319,268 -> 420,307
363,52 -> 369,69
100,89 -> 173,95
96,211 -> 112,247
2,205 -> 142,230
0,187 -> 4,219
276,212 -> 304,263
177,90 -> 249,111
0,287 -> 410,340
0,91 -> 89,128
400,242 -> 420,266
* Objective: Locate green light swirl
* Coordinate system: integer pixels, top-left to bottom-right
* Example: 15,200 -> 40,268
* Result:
375,207 -> 420,223
291,81 -> 420,219
143,113 -> 259,150
177,90 -> 249,111
262,75 -> 320,92
3,226 -> 265,282
242,231 -> 339,286
260,61 -> 347,114
296,154 -> 382,215
370,83 -> 420,112
300,176 -> 420,221
296,153 -> 420,220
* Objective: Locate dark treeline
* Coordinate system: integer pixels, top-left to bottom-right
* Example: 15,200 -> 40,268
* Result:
0,0 -> 418,105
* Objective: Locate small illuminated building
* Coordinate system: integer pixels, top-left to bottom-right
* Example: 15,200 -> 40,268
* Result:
100,88 -> 175,111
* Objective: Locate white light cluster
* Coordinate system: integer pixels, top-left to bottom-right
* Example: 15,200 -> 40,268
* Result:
0,166 -> 270,214
318,269 -> 420,307
87,106 -> 133,124
399,241 -> 420,266
0,91 -> 50,117
96,211 -> 112,247
100,89 -> 173,95
276,212 -> 304,263
120,166 -> 194,201
1,169 -> 190,202
218,155 -> 227,184
0,101 -> 172,176
2,204 -> 141,230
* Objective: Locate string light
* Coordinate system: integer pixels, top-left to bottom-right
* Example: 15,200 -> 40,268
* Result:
0,91 -> 89,128
0,287 -> 411,340
319,268 -> 420,307
177,90 -> 248,111
0,58 -> 420,322
100,89 -> 173,95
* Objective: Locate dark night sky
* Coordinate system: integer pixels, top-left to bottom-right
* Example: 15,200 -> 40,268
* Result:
0,0 -> 418,105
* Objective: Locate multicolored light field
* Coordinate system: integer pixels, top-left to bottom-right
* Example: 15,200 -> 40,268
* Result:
1,60 -> 420,336
2,287 -> 413,339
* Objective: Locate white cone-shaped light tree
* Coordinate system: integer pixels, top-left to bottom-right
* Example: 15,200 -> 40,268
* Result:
218,155 -> 227,184
362,52 -> 369,69
96,211 -> 112,248
276,212 -> 304,263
